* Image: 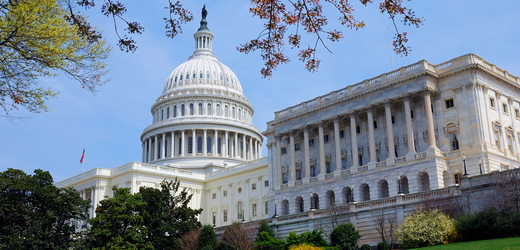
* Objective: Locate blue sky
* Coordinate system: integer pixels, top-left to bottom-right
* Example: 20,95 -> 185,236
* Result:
2,0 -> 520,182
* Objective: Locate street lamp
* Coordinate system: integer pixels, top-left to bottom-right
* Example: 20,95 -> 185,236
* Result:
310,193 -> 314,210
462,154 -> 469,176
274,200 -> 278,217
350,185 -> 355,203
479,158 -> 482,175
397,176 -> 402,194
241,208 -> 245,224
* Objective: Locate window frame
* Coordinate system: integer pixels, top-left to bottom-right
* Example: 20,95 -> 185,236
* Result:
490,97 -> 496,109
445,98 -> 455,110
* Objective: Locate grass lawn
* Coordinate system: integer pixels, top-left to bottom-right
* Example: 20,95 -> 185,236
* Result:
414,237 -> 520,250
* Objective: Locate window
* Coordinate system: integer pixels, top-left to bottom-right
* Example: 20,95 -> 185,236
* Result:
212,193 -> 216,199
223,210 -> 228,222
410,109 -> 414,119
309,138 -> 315,147
341,158 -> 346,169
173,105 -> 177,117
391,115 -> 395,124
449,132 -> 459,150
225,105 -> 229,117
238,187 -> 242,193
178,139 -> 182,155
358,154 -> 363,166
445,98 -> 455,109
218,137 -> 222,154
161,109 -> 164,120
281,146 -> 287,155
494,130 -> 501,149
356,125 -> 361,134
282,173 -> 288,184
196,136 -> 202,154
237,201 -> 244,219
507,135 -> 513,154
167,107 -> 170,119
503,103 -> 509,114
188,137 -> 193,154
295,142 -> 301,151
232,107 -> 235,118
339,130 -> 345,138
516,109 -> 520,119
264,180 -> 269,187
373,120 -> 378,129
265,201 -> 268,215
189,103 -> 194,115
252,183 -> 257,190
310,166 -> 316,177
198,103 -> 203,115
490,98 -> 496,108
216,104 -> 221,116
323,134 -> 329,143
223,190 -> 227,197
207,137 -> 212,154
296,169 -> 302,180
207,103 -> 212,115
252,203 -> 257,217
181,104 -> 185,116
454,173 -> 462,185
326,161 -> 331,174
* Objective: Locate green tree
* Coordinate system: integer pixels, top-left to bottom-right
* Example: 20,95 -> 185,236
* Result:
396,206 -> 455,248
0,0 -> 110,115
330,223 -> 361,250
198,225 -> 217,250
286,230 -> 329,248
256,220 -> 275,239
0,168 -> 90,249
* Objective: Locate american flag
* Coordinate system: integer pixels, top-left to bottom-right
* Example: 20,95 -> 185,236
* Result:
80,148 -> 85,164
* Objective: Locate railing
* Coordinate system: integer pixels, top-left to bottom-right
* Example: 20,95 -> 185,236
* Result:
272,54 -> 520,120
341,169 -> 351,176
295,180 -> 303,186
376,161 -> 386,168
325,173 -> 334,179
281,184 -> 288,189
415,152 -> 427,160
309,177 -> 318,183
206,157 -> 268,179
395,156 -> 407,164
358,165 -> 368,172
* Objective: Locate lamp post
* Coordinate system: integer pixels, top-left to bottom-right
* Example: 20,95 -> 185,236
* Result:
274,200 -> 278,217
310,193 -> 314,210
479,158 -> 482,175
242,208 -> 245,224
397,176 -> 402,194
463,154 -> 469,176
350,185 -> 355,203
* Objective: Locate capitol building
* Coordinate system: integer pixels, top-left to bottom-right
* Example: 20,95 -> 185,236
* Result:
56,9 -> 520,245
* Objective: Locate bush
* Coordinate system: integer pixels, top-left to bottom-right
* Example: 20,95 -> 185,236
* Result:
200,245 -> 214,250
286,230 -> 328,248
395,206 -> 455,248
377,242 -> 389,250
289,243 -> 324,250
255,231 -> 286,250
360,244 -> 371,250
199,225 -> 217,249
329,223 -> 361,250
256,220 -> 275,239
455,208 -> 520,242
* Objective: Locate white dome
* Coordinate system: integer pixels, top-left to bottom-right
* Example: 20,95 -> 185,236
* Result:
163,56 -> 243,96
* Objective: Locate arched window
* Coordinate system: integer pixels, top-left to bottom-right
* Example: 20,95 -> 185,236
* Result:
178,139 -> 182,155
197,136 -> 203,154
181,104 -> 185,116
207,103 -> 212,115
238,109 -> 242,120
188,137 -> 193,154
240,142 -> 244,158
232,107 -> 235,119
237,201 -> 244,220
207,137 -> 212,154
216,104 -> 221,116
217,137 -> 222,155
225,105 -> 229,117
167,107 -> 170,119
189,103 -> 194,115
198,103 -> 203,115
173,105 -> 177,117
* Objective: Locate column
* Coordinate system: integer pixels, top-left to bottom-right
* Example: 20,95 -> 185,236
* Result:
249,136 -> 253,161
276,136 -> 282,186
258,140 -> 262,158
333,117 -> 341,173
214,130 -> 218,155
366,107 -> 376,163
147,138 -> 152,163
225,130 -> 229,157
289,132 -> 296,182
243,134 -> 246,159
161,133 -> 166,159
142,142 -> 145,162
234,133 -> 239,159
181,130 -> 185,157
203,129 -> 207,156
403,94 -> 415,155
349,112 -> 359,167
318,123 -> 326,176
423,89 -> 437,148
384,100 -> 396,160
154,135 -> 158,161
192,130 -> 196,155
303,127 -> 311,178
170,131 -> 175,158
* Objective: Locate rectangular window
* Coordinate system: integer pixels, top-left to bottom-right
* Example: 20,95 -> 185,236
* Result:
282,173 -> 288,184
339,130 -> 345,138
252,203 -> 257,217
309,138 -> 315,147
223,210 -> 228,222
454,173 -> 462,185
212,193 -> 216,199
410,109 -> 414,119
265,201 -> 268,215
449,132 -> 459,150
490,98 -> 496,108
373,120 -> 378,129
516,109 -> 520,119
281,146 -> 287,155
358,154 -> 363,166
295,142 -> 301,151
326,161 -> 331,174
324,134 -> 329,143
223,190 -> 227,197
296,169 -> 302,180
494,130 -> 501,150
310,166 -> 316,177
356,125 -> 361,134
264,180 -> 269,187
252,183 -> 257,190
445,98 -> 455,109
503,103 -> 509,114
391,115 -> 395,124
508,135 -> 513,154
341,158 -> 346,169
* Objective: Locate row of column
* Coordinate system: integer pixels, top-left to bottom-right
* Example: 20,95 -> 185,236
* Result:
142,129 -> 262,163
275,91 -> 437,185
